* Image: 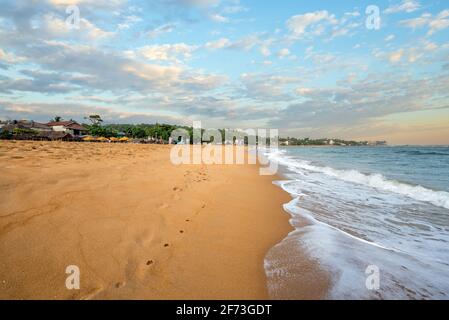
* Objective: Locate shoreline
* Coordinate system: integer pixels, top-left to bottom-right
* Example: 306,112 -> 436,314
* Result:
0,140 -> 309,299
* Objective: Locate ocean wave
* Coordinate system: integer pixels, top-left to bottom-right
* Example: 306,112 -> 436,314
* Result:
283,198 -> 404,253
266,151 -> 449,210
394,150 -> 449,156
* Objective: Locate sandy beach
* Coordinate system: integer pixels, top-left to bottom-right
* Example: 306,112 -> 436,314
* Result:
0,140 -> 304,300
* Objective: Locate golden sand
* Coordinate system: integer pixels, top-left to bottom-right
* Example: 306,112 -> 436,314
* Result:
0,140 -> 302,299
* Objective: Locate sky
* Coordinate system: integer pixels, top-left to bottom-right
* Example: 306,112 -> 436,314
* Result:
0,0 -> 448,144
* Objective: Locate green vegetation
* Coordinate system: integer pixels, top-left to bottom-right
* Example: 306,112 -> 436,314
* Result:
0,129 -> 12,139
12,128 -> 38,135
85,121 -> 384,146
51,116 -> 62,122
85,123 -> 192,140
85,114 -> 104,125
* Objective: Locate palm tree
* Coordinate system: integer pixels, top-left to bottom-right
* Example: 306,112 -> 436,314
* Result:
85,115 -> 103,125
52,116 -> 62,122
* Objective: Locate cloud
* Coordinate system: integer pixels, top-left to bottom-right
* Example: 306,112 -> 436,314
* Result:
0,49 -> 25,65
170,0 -> 220,8
117,15 -> 142,30
0,69 -> 85,94
400,10 -> 449,35
137,43 -> 198,62
0,99 -> 186,125
204,34 -> 274,55
28,12 -> 114,41
389,49 -> 405,63
374,39 -> 442,64
384,0 -> 421,14
344,11 -> 360,17
205,37 -> 231,49
47,0 -> 126,7
277,48 -> 290,58
260,46 -> 271,57
239,73 -> 301,101
209,13 -> 229,23
146,23 -> 177,38
385,34 -> 395,42
227,34 -> 261,51
270,72 -> 449,131
0,0 -> 448,140
0,38 -> 225,97
222,2 -> 248,14
287,10 -> 338,38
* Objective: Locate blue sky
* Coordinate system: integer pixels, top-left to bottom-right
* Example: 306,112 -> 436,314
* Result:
0,0 -> 448,144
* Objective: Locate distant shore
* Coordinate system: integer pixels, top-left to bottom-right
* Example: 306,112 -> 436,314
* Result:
0,140 -> 317,299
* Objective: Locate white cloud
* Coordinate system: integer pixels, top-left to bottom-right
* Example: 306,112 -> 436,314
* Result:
209,13 -> 229,23
287,10 -> 338,38
375,39 -> 441,64
146,23 -> 176,38
344,11 -> 360,17
385,0 -> 421,14
400,10 -> 449,35
240,73 -> 301,101
295,87 -> 313,96
385,34 -> 395,42
205,38 -> 230,49
137,44 -> 198,62
47,0 -> 125,8
175,0 -> 220,7
0,49 -> 25,64
38,13 -> 113,40
277,48 -> 290,58
117,15 -> 142,30
389,49 -> 405,63
260,46 -> 271,57
227,34 -> 261,51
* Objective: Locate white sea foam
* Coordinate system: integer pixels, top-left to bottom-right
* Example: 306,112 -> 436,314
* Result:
266,150 -> 449,210
264,147 -> 449,299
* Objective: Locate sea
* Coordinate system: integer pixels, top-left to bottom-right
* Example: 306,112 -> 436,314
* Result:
263,146 -> 449,300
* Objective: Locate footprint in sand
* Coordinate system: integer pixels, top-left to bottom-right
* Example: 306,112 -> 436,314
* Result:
146,260 -> 154,266
158,203 -> 169,209
173,194 -> 181,201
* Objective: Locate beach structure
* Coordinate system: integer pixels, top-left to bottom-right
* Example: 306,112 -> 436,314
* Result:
46,120 -> 87,137
0,120 -> 8,129
8,131 -> 73,141
2,120 -> 52,132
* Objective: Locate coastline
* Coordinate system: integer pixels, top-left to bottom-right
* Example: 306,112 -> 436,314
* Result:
0,140 -> 307,299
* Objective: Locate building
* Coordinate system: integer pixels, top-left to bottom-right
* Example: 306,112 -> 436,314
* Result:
1,120 -> 52,132
10,131 -> 74,141
46,121 -> 87,136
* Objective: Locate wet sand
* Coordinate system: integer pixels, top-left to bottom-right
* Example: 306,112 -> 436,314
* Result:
0,140 -> 327,299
